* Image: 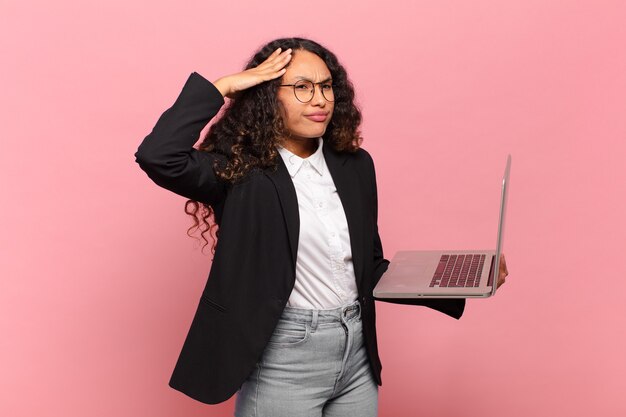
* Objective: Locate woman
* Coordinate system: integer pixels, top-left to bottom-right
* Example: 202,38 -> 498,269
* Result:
134,37 -> 507,417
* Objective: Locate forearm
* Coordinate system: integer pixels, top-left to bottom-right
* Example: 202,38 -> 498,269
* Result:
134,72 -> 227,204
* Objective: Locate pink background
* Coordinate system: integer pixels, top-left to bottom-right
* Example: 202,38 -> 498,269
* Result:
2,0 -> 625,415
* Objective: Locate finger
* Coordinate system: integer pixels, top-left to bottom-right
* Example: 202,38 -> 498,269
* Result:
259,48 -> 291,69
271,51 -> 292,71
253,48 -> 283,72
264,50 -> 292,73
500,254 -> 508,272
258,51 -> 292,80
267,47 -> 282,60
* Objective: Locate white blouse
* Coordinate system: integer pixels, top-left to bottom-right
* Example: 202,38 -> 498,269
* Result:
276,137 -> 359,309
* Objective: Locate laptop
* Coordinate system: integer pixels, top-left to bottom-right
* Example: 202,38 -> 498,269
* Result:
373,154 -> 511,299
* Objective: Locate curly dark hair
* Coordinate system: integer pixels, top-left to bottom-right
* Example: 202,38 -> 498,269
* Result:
185,37 -> 363,255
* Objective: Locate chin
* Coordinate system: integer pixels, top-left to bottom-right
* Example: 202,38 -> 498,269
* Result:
290,124 -> 329,139
312,128 -> 328,137
298,131 -> 326,139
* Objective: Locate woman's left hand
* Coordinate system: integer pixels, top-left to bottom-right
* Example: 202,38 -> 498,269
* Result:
496,254 -> 509,289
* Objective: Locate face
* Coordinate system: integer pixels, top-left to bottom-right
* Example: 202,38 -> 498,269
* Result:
276,50 -> 334,147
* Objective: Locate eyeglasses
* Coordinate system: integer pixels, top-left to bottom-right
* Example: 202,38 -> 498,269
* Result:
279,79 -> 335,103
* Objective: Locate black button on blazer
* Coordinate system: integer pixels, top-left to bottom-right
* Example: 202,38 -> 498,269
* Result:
135,72 -> 465,405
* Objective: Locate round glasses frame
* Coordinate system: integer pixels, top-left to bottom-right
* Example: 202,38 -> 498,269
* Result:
279,80 -> 335,103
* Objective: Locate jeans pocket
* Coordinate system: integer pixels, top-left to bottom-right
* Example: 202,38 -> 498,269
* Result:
267,319 -> 309,347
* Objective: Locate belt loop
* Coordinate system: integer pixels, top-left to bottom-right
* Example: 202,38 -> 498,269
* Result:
310,309 -> 319,333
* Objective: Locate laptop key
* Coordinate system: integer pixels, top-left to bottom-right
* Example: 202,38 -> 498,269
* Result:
429,254 -> 486,287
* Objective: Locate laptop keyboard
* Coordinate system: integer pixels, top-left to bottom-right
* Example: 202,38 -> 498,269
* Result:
429,254 -> 486,288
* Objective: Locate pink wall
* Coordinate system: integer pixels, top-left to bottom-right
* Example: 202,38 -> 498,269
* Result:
2,0 -> 625,415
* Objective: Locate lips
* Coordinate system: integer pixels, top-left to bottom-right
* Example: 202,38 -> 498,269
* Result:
304,112 -> 329,122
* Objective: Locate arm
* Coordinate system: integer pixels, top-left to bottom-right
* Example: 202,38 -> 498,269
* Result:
134,72 -> 228,205
135,48 -> 294,204
368,152 -> 466,320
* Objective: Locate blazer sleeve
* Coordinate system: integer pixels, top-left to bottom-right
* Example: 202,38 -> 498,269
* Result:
134,72 -> 227,205
367,152 -> 466,320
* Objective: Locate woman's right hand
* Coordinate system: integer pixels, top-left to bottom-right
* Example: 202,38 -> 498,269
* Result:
212,47 -> 293,99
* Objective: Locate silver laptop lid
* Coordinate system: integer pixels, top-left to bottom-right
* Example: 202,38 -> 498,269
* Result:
491,154 -> 511,296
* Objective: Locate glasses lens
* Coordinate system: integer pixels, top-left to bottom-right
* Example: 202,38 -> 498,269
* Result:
294,80 -> 314,102
321,82 -> 334,102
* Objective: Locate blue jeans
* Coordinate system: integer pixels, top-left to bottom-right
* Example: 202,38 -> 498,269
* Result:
234,300 -> 378,417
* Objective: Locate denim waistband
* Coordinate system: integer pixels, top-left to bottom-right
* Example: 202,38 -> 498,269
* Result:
279,299 -> 361,325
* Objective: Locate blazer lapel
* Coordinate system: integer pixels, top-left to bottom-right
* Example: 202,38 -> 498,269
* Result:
265,141 -> 365,292
265,155 -> 300,269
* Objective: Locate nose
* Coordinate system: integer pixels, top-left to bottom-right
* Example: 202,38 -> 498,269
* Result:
311,84 -> 327,107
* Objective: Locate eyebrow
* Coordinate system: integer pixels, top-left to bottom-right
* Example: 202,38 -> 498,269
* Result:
292,76 -> 333,83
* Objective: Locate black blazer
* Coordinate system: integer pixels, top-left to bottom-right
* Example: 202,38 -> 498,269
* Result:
134,72 -> 465,405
